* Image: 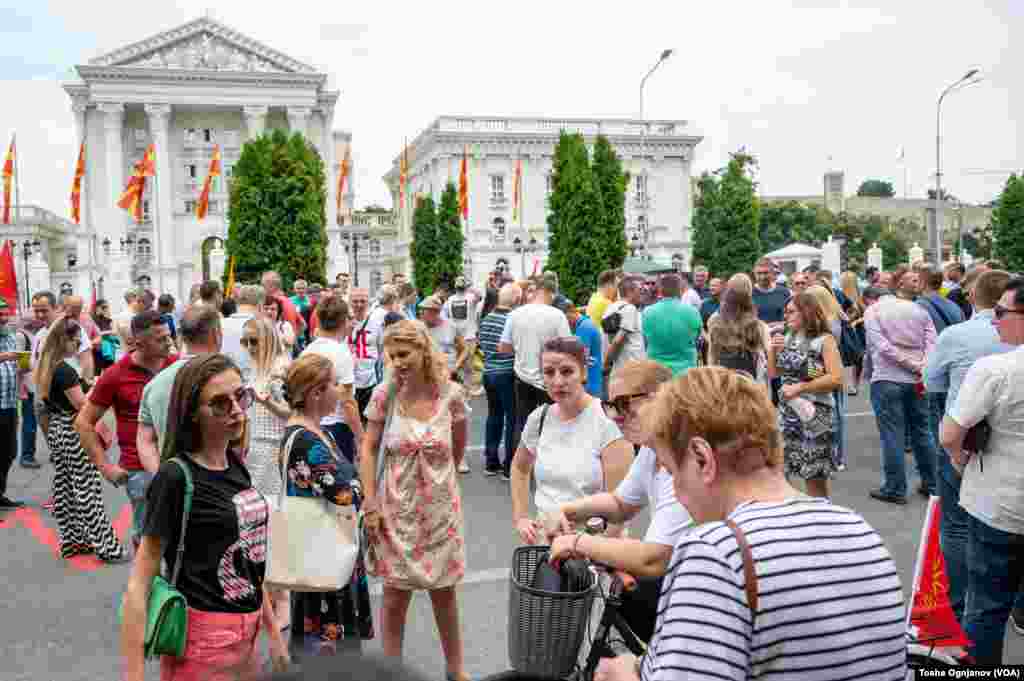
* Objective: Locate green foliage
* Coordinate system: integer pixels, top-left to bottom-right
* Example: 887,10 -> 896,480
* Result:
690,151 -> 761,277
856,179 -> 896,198
759,201 -> 834,253
546,132 -> 605,303
830,212 -> 910,272
434,183 -> 465,288
992,174 -> 1024,271
963,222 -> 993,260
410,196 -> 438,294
591,135 -> 629,270
226,129 -> 327,288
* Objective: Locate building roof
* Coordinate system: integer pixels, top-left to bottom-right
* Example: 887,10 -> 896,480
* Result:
765,242 -> 822,259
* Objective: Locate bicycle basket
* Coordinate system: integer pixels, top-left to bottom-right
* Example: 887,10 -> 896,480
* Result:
508,545 -> 597,679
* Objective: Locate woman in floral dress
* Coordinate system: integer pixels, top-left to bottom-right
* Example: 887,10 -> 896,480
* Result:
281,353 -> 373,657
768,292 -> 844,499
360,320 -> 470,681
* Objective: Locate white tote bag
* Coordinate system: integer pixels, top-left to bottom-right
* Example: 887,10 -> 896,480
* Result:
264,429 -> 360,593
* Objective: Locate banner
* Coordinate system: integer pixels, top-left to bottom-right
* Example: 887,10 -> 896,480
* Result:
0,240 -> 19,311
337,148 -> 351,215
70,143 -> 85,224
399,141 -> 408,210
196,145 -> 221,221
2,136 -> 14,225
458,146 -> 468,220
512,157 -> 523,223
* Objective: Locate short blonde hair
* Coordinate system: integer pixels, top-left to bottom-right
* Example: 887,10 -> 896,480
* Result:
643,367 -> 783,474
284,354 -> 334,410
382,320 -> 449,390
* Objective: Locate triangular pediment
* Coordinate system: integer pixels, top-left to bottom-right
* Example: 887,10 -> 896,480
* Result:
87,17 -> 318,74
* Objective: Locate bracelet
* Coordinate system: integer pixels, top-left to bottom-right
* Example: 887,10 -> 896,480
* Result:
573,532 -> 584,556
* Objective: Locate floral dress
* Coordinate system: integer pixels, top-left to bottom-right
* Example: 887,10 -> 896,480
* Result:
282,425 -> 374,656
776,332 -> 838,480
364,380 -> 467,590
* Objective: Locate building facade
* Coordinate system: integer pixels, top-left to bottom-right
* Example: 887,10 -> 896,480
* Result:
379,116 -> 702,287
61,17 -> 350,306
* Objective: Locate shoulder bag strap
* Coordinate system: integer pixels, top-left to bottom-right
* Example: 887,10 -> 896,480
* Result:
168,458 -> 194,587
921,296 -> 954,328
725,519 -> 759,629
277,428 -> 306,510
538,403 -> 551,438
374,382 -> 399,496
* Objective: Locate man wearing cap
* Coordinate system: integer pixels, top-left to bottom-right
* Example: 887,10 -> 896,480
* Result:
0,299 -> 24,506
420,294 -> 471,471
442,276 -> 482,393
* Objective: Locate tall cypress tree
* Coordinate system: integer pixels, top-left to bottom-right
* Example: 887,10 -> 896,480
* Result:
547,131 -> 604,303
992,173 -> 1024,271
435,182 -> 465,288
410,195 -> 438,294
591,135 -> 628,270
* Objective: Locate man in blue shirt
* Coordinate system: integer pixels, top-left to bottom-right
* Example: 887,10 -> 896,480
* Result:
917,267 -> 965,335
558,300 -> 603,398
925,269 -> 1011,624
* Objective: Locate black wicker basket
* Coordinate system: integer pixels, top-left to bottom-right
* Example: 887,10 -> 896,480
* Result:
507,545 -> 597,679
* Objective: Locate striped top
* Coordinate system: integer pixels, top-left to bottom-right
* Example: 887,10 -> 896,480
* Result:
641,497 -> 906,681
478,309 -> 514,375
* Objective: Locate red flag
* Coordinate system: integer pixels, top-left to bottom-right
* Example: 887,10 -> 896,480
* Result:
117,160 -> 147,223
458,146 -> 469,220
399,141 -> 408,210
70,143 -> 85,224
908,496 -> 971,648
140,144 -> 156,177
196,145 -> 221,221
337,148 -> 351,215
2,137 -> 14,225
512,157 -> 523,223
0,240 -> 19,311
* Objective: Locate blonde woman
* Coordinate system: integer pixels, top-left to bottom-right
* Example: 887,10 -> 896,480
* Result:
360,320 -> 470,681
840,271 -> 866,394
34,317 -> 127,562
241,317 -> 291,498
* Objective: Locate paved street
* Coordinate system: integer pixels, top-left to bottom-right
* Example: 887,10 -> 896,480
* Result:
2,391 -> 1022,680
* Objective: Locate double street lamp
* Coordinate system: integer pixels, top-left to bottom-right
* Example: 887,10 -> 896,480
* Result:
513,236 -> 538,278
20,238 -> 40,308
932,68 -> 982,266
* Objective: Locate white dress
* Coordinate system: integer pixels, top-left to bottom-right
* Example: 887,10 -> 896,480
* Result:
245,356 -> 290,499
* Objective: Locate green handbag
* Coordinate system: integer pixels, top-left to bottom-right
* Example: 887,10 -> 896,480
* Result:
120,457 -> 194,659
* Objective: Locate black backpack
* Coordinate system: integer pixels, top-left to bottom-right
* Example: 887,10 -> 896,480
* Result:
717,348 -> 759,380
449,297 -> 469,321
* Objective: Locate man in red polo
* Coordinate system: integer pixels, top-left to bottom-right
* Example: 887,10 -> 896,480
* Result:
75,310 -> 177,550
262,270 -> 306,337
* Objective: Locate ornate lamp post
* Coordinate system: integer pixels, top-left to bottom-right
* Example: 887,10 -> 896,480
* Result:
21,239 -> 38,307
341,230 -> 372,287
513,236 -> 539,278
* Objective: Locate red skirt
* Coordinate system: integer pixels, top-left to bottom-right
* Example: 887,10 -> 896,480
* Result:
159,607 -> 263,681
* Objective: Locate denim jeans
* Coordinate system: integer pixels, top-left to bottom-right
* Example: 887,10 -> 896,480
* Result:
20,393 -> 37,463
483,372 -> 516,471
964,515 -> 1024,665
870,381 -> 937,497
124,470 -> 154,546
937,449 -> 969,623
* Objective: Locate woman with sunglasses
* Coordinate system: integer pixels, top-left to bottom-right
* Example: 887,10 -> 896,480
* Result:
281,353 -> 373,656
241,317 -> 292,499
122,354 -> 288,681
33,316 -> 126,562
262,295 -> 296,356
510,336 -> 633,544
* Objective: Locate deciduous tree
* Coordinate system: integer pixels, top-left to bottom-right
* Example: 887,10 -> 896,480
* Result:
856,179 -> 896,198
992,174 -> 1024,271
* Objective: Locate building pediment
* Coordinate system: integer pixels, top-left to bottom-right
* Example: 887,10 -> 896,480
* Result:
86,16 -> 318,75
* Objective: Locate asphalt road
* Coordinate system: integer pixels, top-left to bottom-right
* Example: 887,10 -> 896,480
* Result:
2,390 -> 1022,680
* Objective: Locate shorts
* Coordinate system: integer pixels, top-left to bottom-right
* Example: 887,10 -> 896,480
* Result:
160,607 -> 263,681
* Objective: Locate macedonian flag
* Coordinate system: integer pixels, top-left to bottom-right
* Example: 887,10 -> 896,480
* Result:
337,147 -> 351,215
196,145 -> 221,221
70,143 -> 85,224
458,145 -> 469,220
2,136 -> 15,225
399,140 -> 408,210
117,160 -> 148,223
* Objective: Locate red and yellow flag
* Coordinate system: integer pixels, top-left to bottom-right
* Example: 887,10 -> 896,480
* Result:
458,146 -> 469,220
140,144 -> 156,177
225,255 -> 236,297
117,159 -> 147,223
512,157 -> 523,223
908,496 -> 971,648
196,145 -> 221,221
2,136 -> 15,225
0,240 -> 18,311
399,140 -> 409,210
70,143 -> 85,224
337,147 -> 351,215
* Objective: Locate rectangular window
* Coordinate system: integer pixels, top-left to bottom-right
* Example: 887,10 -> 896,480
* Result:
203,129 -> 214,143
184,128 -> 198,144
545,173 -> 553,196
635,175 -> 648,202
186,164 -> 197,179
490,174 -> 505,200
142,200 -> 151,221
184,200 -> 196,214
208,200 -> 219,215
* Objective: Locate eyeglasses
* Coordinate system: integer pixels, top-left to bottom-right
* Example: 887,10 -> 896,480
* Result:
602,393 -> 652,419
204,386 -> 255,418
240,337 -> 260,348
994,305 -> 1024,320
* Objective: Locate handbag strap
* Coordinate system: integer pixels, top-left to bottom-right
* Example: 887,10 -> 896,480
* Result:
276,427 -> 306,509
374,382 -> 399,495
725,519 -> 759,628
168,458 -> 194,587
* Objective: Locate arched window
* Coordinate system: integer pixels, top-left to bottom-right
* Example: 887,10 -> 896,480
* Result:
137,275 -> 152,289
492,217 -> 506,242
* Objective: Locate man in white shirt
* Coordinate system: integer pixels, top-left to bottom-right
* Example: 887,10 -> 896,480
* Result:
112,288 -> 146,359
498,272 -> 571,457
679,272 -> 703,308
221,284 -> 262,380
347,286 -> 392,421
602,275 -> 646,377
302,295 -> 363,463
442,276 -> 481,392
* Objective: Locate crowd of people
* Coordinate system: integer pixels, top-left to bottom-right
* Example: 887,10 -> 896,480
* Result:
0,250 -> 1022,679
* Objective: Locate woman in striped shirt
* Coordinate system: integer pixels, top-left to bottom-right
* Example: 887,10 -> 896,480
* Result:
596,367 -> 906,681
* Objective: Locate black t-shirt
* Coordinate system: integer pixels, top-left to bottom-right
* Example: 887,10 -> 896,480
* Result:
752,286 -> 792,324
47,361 -> 80,414
143,453 -> 269,614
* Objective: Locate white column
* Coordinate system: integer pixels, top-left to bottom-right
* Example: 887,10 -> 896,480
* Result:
99,103 -> 125,251
146,103 -> 178,298
319,104 -> 344,280
70,98 -> 95,295
243,105 -> 268,141
286,106 -> 311,139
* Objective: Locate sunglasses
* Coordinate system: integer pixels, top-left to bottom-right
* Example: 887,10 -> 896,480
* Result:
240,337 -> 260,348
204,386 -> 255,418
994,305 -> 1024,320
602,393 -> 651,419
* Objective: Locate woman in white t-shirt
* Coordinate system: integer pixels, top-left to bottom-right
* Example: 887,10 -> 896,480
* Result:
510,336 -> 634,544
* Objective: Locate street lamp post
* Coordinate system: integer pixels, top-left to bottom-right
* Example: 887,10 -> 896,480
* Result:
513,236 -> 538,278
638,49 -> 673,256
932,68 -> 981,266
20,240 -> 37,308
639,49 -> 674,121
342,230 -> 371,287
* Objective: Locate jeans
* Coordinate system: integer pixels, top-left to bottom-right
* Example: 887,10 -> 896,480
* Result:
870,380 -> 937,497
20,393 -> 37,463
512,376 -> 552,458
964,515 -> 1024,665
937,449 -> 969,623
483,372 -> 516,471
0,408 -> 16,496
124,470 -> 154,546
927,392 -> 946,451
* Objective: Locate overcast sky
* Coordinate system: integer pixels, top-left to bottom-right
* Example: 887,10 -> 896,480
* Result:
0,0 -> 1021,221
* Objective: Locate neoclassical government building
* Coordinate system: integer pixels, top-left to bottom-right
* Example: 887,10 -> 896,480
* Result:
60,16 -> 352,305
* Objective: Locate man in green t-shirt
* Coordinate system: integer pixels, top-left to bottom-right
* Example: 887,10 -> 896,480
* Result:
642,273 -> 702,376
